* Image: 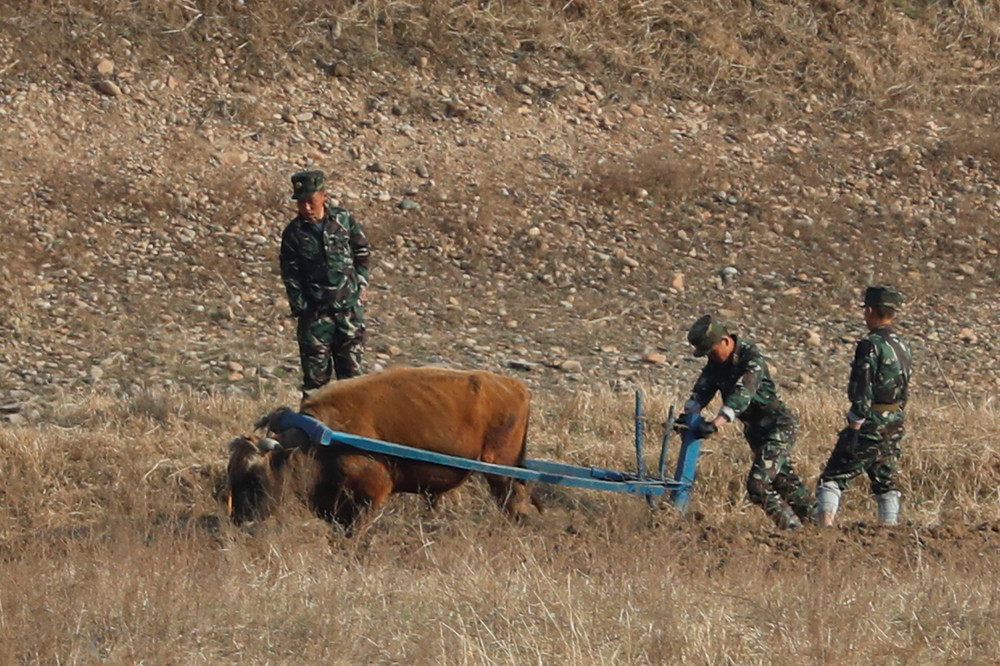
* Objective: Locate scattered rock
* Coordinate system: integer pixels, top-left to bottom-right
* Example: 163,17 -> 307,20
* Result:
95,80 -> 123,97
215,150 -> 250,166
559,360 -> 583,373
506,359 -> 536,371
641,350 -> 667,364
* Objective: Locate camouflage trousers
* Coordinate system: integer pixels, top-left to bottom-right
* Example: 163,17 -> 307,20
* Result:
296,304 -> 365,391
819,415 -> 904,496
743,418 -> 816,524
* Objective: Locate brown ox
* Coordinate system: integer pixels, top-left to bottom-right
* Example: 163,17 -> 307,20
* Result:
226,366 -> 541,533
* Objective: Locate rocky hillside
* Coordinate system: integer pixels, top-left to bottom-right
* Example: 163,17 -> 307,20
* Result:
2,1 -> 1000,421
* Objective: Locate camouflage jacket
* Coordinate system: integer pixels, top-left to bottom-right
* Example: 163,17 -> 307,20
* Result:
685,336 -> 791,426
279,206 -> 371,316
847,325 -> 912,424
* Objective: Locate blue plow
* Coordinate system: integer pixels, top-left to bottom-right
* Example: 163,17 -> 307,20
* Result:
273,390 -> 704,508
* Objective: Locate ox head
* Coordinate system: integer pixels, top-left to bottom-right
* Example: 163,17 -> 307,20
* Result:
226,436 -> 284,525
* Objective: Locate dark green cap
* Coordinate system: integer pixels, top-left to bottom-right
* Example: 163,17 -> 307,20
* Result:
291,170 -> 326,200
688,314 -> 727,357
863,285 -> 903,309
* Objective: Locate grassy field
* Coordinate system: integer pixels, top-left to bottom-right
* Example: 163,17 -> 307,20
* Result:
3,387 -> 999,664
4,0 -> 1000,663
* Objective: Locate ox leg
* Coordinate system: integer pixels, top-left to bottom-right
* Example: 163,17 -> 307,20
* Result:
310,483 -> 359,530
339,480 -> 394,538
485,475 -> 532,520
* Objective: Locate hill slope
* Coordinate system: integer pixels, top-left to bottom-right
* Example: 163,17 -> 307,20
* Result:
2,0 -> 1000,410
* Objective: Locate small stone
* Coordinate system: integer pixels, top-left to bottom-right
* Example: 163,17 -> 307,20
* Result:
95,59 -> 114,75
959,327 -> 977,344
216,150 -> 249,166
89,366 -> 104,382
627,104 -> 644,117
559,359 -> 583,373
398,198 -> 420,210
805,330 -> 822,347
416,164 -> 430,178
641,350 -> 667,365
671,272 -> 685,292
720,266 -> 739,281
506,359 -> 535,371
95,80 -> 122,97
445,101 -> 469,118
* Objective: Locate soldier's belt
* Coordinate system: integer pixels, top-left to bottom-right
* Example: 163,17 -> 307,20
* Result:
872,402 -> 901,411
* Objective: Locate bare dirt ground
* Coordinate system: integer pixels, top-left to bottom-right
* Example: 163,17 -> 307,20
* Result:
3,1 -> 1000,661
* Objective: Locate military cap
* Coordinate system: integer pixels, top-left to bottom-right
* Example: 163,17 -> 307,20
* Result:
863,285 -> 903,309
687,314 -> 728,357
290,170 -> 326,200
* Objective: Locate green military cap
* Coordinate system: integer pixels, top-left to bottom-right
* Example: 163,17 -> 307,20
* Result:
687,314 -> 728,357
863,285 -> 903,309
290,170 -> 326,200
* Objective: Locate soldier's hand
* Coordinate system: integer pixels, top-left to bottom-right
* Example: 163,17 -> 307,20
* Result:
671,414 -> 689,433
694,421 -> 718,439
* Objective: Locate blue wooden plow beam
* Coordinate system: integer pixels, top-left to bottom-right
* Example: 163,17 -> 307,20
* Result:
275,391 -> 704,508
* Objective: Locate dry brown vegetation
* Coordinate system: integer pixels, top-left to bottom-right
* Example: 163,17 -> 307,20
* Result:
5,0 -> 1000,662
3,390 -> 1000,663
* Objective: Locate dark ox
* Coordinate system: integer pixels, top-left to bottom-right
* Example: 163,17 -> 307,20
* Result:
226,366 -> 541,533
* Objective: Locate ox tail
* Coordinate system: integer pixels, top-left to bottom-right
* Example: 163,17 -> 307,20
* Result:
517,409 -> 544,515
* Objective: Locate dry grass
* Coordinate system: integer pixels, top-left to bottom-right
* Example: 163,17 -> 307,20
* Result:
3,387 -> 1000,663
4,0 -> 1000,662
3,0 -> 1000,112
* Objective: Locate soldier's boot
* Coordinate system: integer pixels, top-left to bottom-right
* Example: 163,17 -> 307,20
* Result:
876,490 -> 901,525
772,506 -> 803,530
787,493 -> 818,525
816,480 -> 841,528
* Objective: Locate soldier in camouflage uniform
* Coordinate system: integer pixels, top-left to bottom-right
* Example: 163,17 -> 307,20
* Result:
682,315 -> 816,529
817,286 -> 912,527
280,170 -> 371,396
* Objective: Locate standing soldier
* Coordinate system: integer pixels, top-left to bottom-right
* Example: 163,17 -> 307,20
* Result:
280,170 -> 371,397
816,286 -> 912,527
680,315 -> 816,529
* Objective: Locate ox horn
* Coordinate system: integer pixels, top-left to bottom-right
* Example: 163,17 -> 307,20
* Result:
257,437 -> 282,452
254,406 -> 294,433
